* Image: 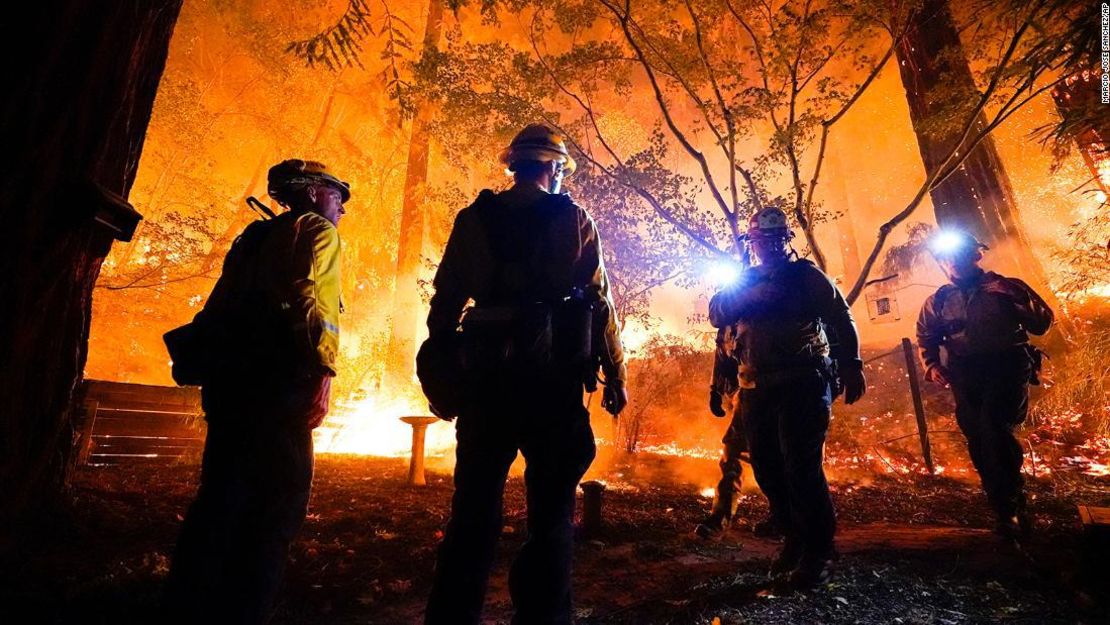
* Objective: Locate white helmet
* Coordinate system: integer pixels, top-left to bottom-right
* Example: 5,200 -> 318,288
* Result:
498,124 -> 577,175
747,207 -> 791,239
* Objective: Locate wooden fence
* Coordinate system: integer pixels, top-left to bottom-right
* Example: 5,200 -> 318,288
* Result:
75,379 -> 204,465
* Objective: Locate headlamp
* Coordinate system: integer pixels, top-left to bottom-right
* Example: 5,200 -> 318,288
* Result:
928,229 -> 988,258
929,230 -> 966,256
706,260 -> 743,287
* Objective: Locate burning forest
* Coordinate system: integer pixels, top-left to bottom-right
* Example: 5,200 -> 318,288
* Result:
3,0 -> 1110,623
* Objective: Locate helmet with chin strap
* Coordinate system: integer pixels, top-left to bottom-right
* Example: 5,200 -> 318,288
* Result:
499,124 -> 578,175
747,207 -> 793,240
267,159 -> 351,207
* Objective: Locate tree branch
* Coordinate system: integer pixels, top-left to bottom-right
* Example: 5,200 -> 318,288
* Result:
97,268 -> 215,291
599,0 -> 736,225
625,11 -> 728,150
685,0 -> 743,232
286,0 -> 374,70
801,39 -> 898,240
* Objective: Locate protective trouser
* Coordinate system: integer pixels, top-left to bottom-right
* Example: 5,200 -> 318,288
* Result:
425,371 -> 596,625
711,417 -> 746,521
740,371 -> 835,558
949,349 -> 1031,519
163,418 -> 314,625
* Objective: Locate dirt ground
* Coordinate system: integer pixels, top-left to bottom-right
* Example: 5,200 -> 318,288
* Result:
3,454 -> 1108,625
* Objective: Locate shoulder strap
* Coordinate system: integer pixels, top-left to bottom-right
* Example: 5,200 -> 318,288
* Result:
219,218 -> 278,291
471,189 -> 508,261
474,191 -> 573,302
231,218 -> 276,255
530,192 -> 575,262
202,218 -> 280,327
239,217 -> 284,298
933,284 -> 956,313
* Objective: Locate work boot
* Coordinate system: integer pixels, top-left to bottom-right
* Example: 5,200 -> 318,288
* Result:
694,512 -> 731,539
993,514 -> 1020,540
1015,496 -> 1033,537
1016,508 -> 1034,537
752,515 -> 782,538
789,554 -> 834,590
768,540 -> 804,578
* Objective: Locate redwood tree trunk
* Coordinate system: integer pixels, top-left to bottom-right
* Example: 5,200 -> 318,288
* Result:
0,0 -> 182,544
825,146 -> 863,283
384,0 -> 445,392
894,0 -> 1051,291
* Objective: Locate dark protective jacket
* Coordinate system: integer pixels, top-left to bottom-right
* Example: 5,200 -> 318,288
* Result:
708,259 -> 860,380
916,270 -> 1053,372
427,183 -> 626,382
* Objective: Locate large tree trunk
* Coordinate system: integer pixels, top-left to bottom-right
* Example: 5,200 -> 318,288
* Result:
0,0 -> 182,545
825,145 -> 863,283
383,0 -> 445,393
894,0 -> 1052,293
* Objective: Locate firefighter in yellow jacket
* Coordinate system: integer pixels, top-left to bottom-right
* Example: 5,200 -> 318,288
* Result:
164,159 -> 347,625
423,125 -> 627,625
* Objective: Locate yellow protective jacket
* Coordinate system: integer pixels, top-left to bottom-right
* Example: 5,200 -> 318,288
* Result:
428,184 -> 626,382
200,210 -> 341,377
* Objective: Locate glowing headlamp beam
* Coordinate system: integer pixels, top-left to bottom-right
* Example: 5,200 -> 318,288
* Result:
706,260 -> 742,287
929,230 -> 967,256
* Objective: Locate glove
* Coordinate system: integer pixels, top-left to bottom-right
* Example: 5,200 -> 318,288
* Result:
981,278 -> 1027,302
709,389 -> 726,417
924,364 -> 951,388
602,379 -> 628,417
286,372 -> 332,429
839,363 -> 866,405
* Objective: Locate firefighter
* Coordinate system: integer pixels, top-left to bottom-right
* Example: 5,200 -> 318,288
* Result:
694,323 -> 781,540
708,207 -> 865,588
163,159 -> 348,624
423,124 -> 627,625
916,230 -> 1053,538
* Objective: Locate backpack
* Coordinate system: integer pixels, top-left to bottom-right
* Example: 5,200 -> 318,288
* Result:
163,218 -> 281,386
459,190 -> 593,374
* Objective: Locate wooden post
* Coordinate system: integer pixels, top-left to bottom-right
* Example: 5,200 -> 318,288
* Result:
580,480 -> 606,535
400,416 -> 439,486
76,400 -> 98,466
901,337 -> 935,474
1078,505 -> 1110,598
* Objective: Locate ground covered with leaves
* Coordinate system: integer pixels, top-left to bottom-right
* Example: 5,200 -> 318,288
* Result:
3,454 -> 1108,624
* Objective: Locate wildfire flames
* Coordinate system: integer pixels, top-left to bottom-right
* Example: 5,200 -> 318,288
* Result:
314,392 -> 455,458
308,384 -> 1110,488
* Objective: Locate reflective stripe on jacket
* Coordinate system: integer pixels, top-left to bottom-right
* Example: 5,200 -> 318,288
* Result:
200,210 -> 341,376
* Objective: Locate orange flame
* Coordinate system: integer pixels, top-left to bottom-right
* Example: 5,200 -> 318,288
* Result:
314,392 -> 456,458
